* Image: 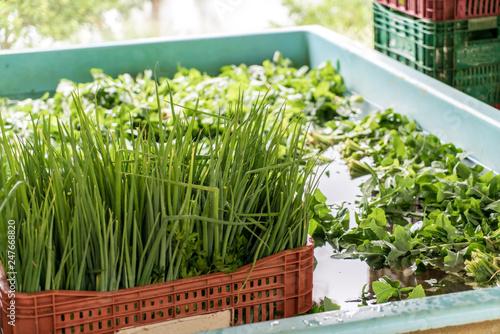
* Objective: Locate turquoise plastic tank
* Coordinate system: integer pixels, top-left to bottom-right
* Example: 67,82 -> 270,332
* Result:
1,26 -> 499,333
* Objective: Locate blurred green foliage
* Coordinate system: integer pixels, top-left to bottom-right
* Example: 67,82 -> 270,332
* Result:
282,0 -> 373,46
0,0 -> 142,49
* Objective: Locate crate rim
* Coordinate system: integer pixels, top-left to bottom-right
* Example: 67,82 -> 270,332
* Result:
0,237 -> 314,333
0,237 -> 313,299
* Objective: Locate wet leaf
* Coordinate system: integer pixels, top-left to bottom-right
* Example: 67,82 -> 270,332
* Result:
372,281 -> 399,303
324,297 -> 341,311
408,285 -> 426,299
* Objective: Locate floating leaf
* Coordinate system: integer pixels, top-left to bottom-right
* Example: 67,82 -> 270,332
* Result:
372,281 -> 399,304
323,297 -> 341,311
408,285 -> 426,299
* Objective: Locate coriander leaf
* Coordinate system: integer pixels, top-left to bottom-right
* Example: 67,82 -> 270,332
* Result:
309,305 -> 321,314
381,275 -> 401,288
479,171 -> 494,184
370,220 -> 391,241
489,175 -> 500,195
399,287 -> 414,293
455,163 -> 472,179
308,218 -> 320,236
386,246 -> 406,264
408,285 -> 426,299
444,250 -> 465,271
372,281 -> 399,303
314,188 -> 328,203
392,135 -> 407,159
369,208 -> 387,227
436,213 -> 457,237
393,225 -> 410,252
485,200 -> 500,213
324,297 -> 341,311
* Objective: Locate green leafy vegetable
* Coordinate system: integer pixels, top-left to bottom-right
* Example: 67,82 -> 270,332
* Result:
372,276 -> 426,303
324,109 -> 500,290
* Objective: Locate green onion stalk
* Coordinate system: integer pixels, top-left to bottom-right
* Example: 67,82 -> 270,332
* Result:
0,89 -> 317,293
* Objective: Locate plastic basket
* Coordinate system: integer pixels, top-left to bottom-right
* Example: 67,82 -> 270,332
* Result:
0,238 -> 314,334
373,0 -> 500,21
374,2 -> 500,104
373,2 -> 500,84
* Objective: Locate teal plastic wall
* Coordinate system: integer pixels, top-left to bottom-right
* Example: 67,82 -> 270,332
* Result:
1,26 -> 499,333
0,31 -> 309,98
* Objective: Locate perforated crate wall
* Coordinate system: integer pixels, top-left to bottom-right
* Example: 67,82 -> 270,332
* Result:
0,238 -> 314,334
374,0 -> 500,21
453,64 -> 500,105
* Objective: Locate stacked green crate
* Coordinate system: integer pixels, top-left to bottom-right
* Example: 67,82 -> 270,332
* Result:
373,2 -> 500,107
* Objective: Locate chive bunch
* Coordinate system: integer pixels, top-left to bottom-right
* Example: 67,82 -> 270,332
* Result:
0,92 -> 315,293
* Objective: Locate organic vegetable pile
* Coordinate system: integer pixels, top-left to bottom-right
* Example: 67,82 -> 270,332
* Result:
309,110 -> 500,304
0,53 -> 498,305
326,110 -> 500,295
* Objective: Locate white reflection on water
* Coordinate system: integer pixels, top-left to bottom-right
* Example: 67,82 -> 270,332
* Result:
313,243 -> 370,310
314,148 -> 371,309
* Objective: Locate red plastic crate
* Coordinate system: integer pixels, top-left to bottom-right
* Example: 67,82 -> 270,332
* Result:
374,0 -> 500,21
0,238 -> 314,334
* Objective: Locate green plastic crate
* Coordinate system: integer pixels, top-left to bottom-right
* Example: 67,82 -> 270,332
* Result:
454,64 -> 500,105
373,2 -> 500,91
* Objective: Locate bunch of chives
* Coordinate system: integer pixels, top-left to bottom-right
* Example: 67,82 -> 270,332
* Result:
0,89 -> 317,293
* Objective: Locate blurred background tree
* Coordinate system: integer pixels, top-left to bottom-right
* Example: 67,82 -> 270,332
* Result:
0,0 -> 142,49
281,0 -> 373,46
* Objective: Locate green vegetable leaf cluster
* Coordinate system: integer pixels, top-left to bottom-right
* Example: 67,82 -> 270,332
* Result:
371,276 -> 426,304
308,189 -> 350,247
327,109 -> 500,288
